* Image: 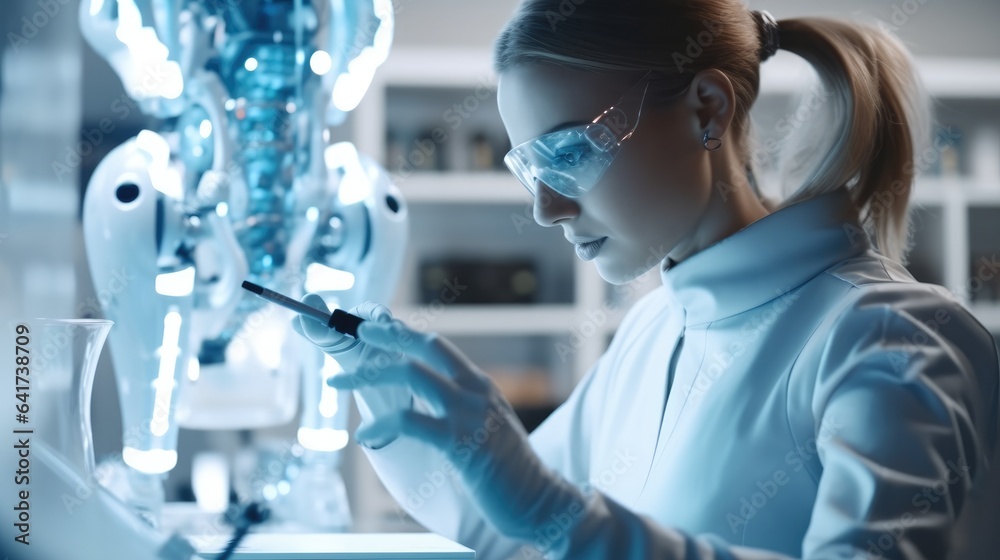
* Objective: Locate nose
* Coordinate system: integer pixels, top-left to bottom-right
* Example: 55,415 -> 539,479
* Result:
532,181 -> 579,227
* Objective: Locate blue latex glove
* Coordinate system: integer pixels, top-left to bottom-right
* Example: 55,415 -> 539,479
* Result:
327,316 -> 588,545
291,294 -> 412,429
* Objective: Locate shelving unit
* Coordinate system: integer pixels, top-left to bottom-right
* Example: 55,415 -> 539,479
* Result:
399,172 -> 531,204
392,304 -> 579,335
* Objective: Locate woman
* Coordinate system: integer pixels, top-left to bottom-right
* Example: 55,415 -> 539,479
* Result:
294,2 -> 1000,558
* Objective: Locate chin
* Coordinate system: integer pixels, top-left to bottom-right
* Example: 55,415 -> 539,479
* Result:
594,267 -> 625,285
595,259 -> 643,286
596,245 -> 668,285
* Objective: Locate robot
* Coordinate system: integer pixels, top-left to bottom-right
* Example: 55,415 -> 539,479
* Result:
78,0 -> 406,528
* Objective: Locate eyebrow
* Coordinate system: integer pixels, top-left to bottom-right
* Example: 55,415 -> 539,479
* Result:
541,119 -> 591,136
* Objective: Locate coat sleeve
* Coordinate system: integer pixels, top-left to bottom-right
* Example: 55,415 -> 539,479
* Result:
358,351 -> 612,560
544,290 -> 1000,560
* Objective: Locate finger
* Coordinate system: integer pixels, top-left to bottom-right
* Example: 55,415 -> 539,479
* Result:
351,301 -> 393,323
297,313 -> 343,347
356,409 -> 450,450
356,320 -> 463,381
297,294 -> 335,341
295,294 -> 358,351
328,361 -> 455,415
291,315 -> 338,350
301,293 -> 330,313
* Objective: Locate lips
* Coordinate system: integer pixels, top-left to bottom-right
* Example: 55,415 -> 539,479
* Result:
574,236 -> 608,261
567,236 -> 606,244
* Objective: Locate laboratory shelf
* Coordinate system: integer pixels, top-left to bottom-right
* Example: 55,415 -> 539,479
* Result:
970,303 -> 1000,333
914,178 -> 1000,205
962,185 -> 1000,206
396,172 -> 530,204
758,53 -> 1000,98
911,58 -> 1000,99
391,304 -> 579,335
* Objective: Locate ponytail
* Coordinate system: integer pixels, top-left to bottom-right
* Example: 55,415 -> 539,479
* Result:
768,18 -> 932,264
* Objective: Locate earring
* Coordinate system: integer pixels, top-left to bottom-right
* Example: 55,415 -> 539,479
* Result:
703,131 -> 722,151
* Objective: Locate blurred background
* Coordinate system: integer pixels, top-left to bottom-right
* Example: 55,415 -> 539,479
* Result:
1,0 -> 998,557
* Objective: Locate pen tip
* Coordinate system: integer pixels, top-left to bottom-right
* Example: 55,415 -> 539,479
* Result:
241,280 -> 264,295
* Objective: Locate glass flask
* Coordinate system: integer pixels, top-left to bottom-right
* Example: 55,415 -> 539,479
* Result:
17,318 -> 112,478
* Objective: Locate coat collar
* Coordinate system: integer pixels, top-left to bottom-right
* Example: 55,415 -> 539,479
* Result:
660,186 -> 869,326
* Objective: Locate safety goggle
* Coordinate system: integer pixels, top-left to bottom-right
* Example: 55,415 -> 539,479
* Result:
503,70 -> 656,199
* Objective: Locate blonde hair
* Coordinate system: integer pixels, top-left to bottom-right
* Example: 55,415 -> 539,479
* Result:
494,1 -> 932,265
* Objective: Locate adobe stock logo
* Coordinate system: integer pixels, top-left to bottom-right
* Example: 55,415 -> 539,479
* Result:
544,0 -> 587,31
671,20 -> 724,72
6,0 -> 74,53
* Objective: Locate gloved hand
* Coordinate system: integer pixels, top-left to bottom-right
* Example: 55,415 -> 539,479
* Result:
291,294 -> 412,429
326,317 -> 588,544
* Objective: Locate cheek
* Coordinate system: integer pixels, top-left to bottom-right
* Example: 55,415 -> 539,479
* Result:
631,122 -> 705,197
592,147 -> 702,239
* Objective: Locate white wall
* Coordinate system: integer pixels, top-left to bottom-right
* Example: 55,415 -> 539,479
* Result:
390,0 -> 1000,58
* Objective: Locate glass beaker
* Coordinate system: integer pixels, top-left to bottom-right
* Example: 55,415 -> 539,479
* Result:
16,318 -> 112,478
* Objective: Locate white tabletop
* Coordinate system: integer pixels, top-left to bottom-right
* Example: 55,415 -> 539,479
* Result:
193,532 -> 476,559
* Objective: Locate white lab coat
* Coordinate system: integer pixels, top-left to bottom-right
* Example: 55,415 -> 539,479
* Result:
362,185 -> 1000,559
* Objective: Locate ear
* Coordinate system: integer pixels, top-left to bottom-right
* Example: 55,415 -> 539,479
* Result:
682,68 -> 737,143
